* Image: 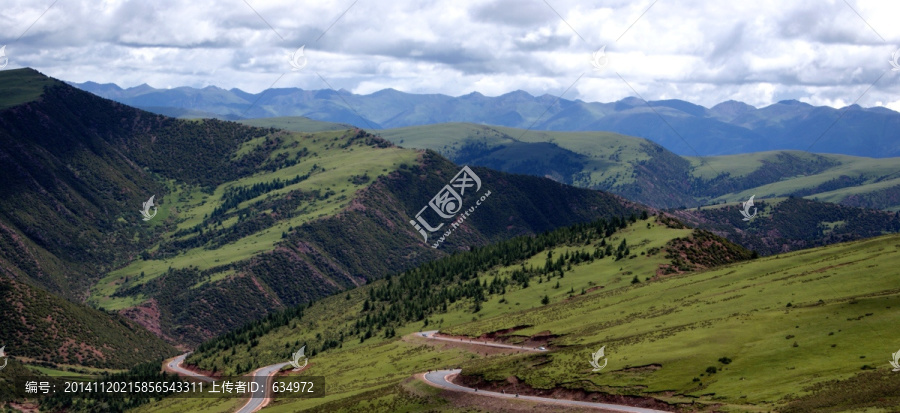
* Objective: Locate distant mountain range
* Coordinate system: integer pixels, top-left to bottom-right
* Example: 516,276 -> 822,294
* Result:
70,81 -> 900,158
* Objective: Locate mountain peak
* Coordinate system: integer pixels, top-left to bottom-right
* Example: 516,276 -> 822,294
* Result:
613,96 -> 644,110
710,100 -> 757,121
501,90 -> 533,98
775,99 -> 811,107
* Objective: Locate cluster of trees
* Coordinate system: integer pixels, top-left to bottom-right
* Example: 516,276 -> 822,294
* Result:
211,165 -> 321,218
339,129 -> 393,149
328,214 -> 642,345
678,197 -> 900,256
190,213 -> 646,361
192,302 -> 307,358
662,230 -> 755,273
260,145 -> 309,172
39,360 -> 181,413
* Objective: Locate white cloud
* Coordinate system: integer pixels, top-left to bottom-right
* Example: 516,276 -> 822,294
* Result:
1,0 -> 899,108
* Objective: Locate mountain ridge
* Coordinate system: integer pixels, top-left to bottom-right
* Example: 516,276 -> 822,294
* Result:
69,79 -> 900,158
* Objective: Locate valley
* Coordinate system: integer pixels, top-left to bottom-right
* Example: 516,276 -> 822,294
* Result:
1,38 -> 899,413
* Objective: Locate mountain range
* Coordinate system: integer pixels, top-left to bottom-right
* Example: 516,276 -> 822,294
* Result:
70,81 -> 900,158
2,67 -> 900,412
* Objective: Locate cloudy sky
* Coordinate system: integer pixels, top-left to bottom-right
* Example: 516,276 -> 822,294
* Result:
3,0 -> 900,109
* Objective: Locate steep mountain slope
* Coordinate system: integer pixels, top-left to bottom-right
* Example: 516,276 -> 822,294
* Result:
149,217 -> 900,412
0,69 -> 294,300
97,149 -> 643,345
0,276 -> 176,369
2,69 -> 645,349
71,82 -> 900,157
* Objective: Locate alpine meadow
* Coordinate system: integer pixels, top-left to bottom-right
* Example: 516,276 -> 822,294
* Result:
2,2 -> 900,413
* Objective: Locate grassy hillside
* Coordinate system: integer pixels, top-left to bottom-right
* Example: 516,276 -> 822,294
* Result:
135,215 -> 899,412
90,145 -> 641,346
1,69 -> 645,353
0,68 -> 63,110
356,122 -> 900,211
240,116 -> 355,132
449,231 -> 900,412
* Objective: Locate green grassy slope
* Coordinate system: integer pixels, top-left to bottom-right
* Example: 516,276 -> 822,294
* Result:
451,233 -> 900,411
351,122 -> 900,211
0,68 -> 63,110
92,145 -> 641,346
142,216 -> 898,412
240,116 -> 355,132
686,151 -> 900,211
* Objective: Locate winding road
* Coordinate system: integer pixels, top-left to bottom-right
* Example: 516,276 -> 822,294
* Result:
419,330 -> 547,352
418,332 -> 672,412
164,353 -> 287,413
422,369 -> 670,413
236,362 -> 291,413
162,331 -> 668,412
164,353 -> 214,382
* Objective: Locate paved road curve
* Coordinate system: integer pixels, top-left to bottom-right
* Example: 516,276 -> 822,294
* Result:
423,369 -> 671,413
419,330 -> 547,352
236,362 -> 291,413
165,353 -> 214,382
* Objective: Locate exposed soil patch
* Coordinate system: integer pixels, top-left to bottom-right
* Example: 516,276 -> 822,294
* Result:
120,299 -> 181,347
442,325 -> 561,349
481,325 -> 532,338
406,334 -> 531,355
6,401 -> 40,413
622,364 -> 662,373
